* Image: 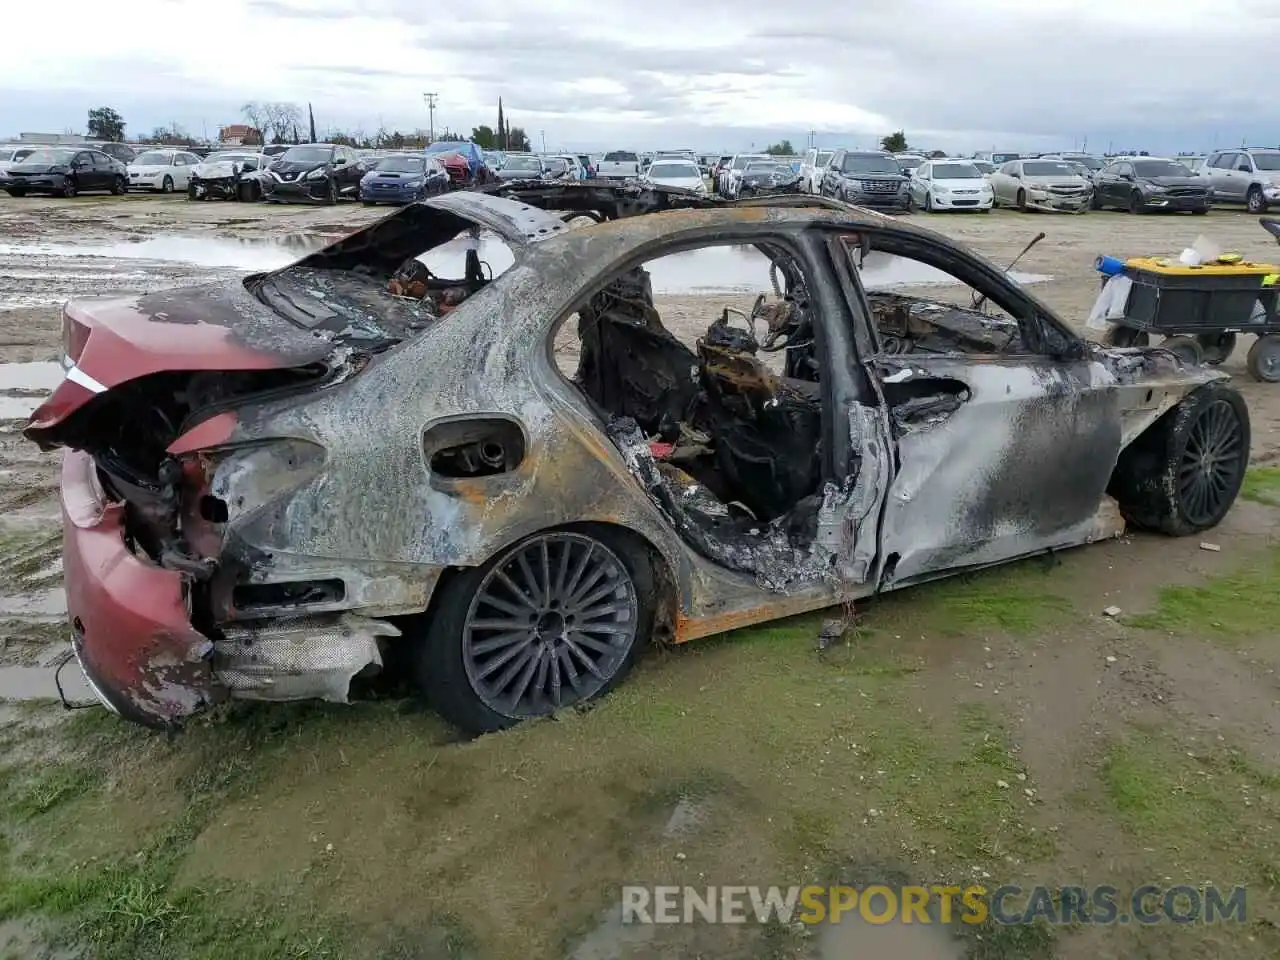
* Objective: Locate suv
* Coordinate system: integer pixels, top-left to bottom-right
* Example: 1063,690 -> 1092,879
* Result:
1201,148 -> 1280,213
820,150 -> 911,210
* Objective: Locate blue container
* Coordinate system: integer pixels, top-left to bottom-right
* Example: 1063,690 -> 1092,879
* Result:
1095,255 -> 1126,276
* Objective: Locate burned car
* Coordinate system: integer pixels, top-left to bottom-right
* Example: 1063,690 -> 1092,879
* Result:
187,151 -> 269,202
736,159 -> 803,197
28,184 -> 1249,734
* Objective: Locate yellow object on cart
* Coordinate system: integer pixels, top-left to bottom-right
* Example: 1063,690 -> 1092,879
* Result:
1125,256 -> 1280,277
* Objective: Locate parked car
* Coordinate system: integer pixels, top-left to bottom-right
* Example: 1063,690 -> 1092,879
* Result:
596,150 -> 641,180
553,155 -> 587,181
1,147 -> 127,197
894,154 -> 927,175
261,145 -> 290,158
435,152 -> 472,188
29,183 -> 1249,733
1200,148 -> 1280,213
1181,156 -> 1207,173
735,158 -> 803,197
127,149 -> 200,194
799,148 -> 835,194
424,141 -> 485,181
0,144 -> 35,173
717,153 -> 769,197
187,151 -> 269,201
989,159 -> 1092,212
640,158 -> 707,194
260,143 -> 364,204
1090,158 -> 1211,215
576,154 -> 596,178
1043,154 -> 1104,180
359,154 -> 449,205
496,154 -> 546,182
87,142 -> 137,164
709,155 -> 734,183
971,160 -> 996,177
819,150 -> 911,211
908,160 -> 993,212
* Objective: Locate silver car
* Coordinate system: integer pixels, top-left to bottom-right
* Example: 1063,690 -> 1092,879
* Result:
990,159 -> 1093,213
1199,148 -> 1280,213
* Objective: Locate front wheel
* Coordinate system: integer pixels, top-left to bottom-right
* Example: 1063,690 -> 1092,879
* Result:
62,178 -> 77,198
1016,189 -> 1027,211
415,528 -> 652,733
1128,191 -> 1144,214
325,179 -> 338,204
924,192 -> 934,212
161,175 -> 174,194
1109,381 -> 1249,536
111,176 -> 126,196
1247,186 -> 1268,214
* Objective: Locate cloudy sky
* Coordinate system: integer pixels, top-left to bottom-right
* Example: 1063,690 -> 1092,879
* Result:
3,0 -> 1277,153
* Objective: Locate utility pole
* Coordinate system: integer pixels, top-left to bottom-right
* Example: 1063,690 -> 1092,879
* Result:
808,129 -> 816,149
423,92 -> 438,143
540,129 -> 546,154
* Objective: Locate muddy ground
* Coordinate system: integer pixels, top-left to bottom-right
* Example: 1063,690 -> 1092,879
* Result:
2,193 -> 1279,960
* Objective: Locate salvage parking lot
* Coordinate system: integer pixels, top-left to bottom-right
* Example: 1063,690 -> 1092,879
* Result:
2,192 -> 1280,960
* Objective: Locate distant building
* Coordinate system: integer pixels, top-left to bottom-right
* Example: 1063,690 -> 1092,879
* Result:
18,132 -> 86,143
218,124 -> 261,146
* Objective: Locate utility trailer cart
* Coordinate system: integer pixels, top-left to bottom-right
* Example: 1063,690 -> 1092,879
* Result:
1100,217 -> 1280,381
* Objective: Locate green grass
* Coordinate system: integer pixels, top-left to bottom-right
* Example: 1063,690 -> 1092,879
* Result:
1241,466 -> 1280,507
1125,546 -> 1280,635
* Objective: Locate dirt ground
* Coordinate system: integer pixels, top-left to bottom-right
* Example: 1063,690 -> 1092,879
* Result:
2,193 -> 1279,960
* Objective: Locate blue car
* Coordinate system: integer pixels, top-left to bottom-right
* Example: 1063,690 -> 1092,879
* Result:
359,154 -> 449,206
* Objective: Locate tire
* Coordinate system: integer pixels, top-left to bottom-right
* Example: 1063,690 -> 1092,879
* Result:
1128,191 -> 1144,214
186,183 -> 198,201
1016,189 -> 1027,211
1161,335 -> 1204,366
1109,381 -> 1249,536
904,192 -> 915,212
325,179 -> 338,204
1192,207 -> 1209,215
161,175 -> 173,194
415,527 -> 655,734
62,178 -> 77,198
979,206 -> 991,214
1090,191 -> 1102,210
1247,333 -> 1280,382
111,176 -> 127,196
361,199 -> 375,206
1105,326 -> 1149,348
1247,186 -> 1268,214
1196,331 -> 1237,365
924,192 -> 934,212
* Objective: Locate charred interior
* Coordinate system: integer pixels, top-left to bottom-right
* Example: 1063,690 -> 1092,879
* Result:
571,245 -> 835,581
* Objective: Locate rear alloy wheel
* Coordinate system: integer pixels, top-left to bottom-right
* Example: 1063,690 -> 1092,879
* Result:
1161,335 -> 1204,366
1109,382 -> 1249,535
62,178 -> 77,198
111,176 -> 127,196
1196,331 -> 1237,365
1247,186 -> 1268,214
161,175 -> 174,193
417,529 -> 651,733
1247,333 -> 1280,382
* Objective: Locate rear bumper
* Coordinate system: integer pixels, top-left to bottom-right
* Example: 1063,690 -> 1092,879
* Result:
60,449 -> 215,727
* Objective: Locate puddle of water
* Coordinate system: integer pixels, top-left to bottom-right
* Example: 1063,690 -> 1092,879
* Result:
0,589 -> 67,619
0,663 -> 88,702
0,235 -> 326,271
417,238 -> 1050,296
0,361 -> 63,392
817,914 -> 966,960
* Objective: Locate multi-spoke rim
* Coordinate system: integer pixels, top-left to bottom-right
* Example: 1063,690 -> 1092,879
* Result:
462,533 -> 638,719
1178,399 -> 1245,526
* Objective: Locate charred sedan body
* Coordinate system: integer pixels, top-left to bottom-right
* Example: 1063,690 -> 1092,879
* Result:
28,185 -> 1249,733
260,143 -> 363,204
188,151 -> 269,201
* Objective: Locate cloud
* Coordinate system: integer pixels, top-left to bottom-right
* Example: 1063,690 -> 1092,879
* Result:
0,0 -> 1275,153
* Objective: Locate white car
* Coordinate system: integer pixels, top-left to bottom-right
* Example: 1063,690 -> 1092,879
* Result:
908,160 -> 994,212
799,148 -> 834,194
187,151 -> 269,201
641,158 -> 707,194
127,148 -> 200,193
0,144 -> 36,174
718,153 -> 769,197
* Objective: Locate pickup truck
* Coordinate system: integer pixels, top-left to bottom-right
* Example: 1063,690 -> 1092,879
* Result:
595,150 -> 641,180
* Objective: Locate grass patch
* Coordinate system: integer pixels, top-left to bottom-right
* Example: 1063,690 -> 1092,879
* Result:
1,764 -> 99,821
871,559 -> 1074,637
1124,546 -> 1280,636
1241,466 -> 1280,507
